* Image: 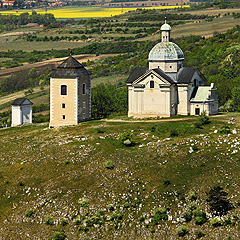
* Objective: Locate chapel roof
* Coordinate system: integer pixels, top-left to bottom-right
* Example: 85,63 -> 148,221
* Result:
160,22 -> 171,31
148,42 -> 184,62
177,67 -> 206,84
190,86 -> 213,102
126,67 -> 175,84
126,67 -> 206,85
11,98 -> 33,106
126,67 -> 148,84
51,55 -> 91,78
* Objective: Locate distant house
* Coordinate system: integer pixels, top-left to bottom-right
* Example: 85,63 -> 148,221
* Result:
11,98 -> 33,127
2,0 -> 14,6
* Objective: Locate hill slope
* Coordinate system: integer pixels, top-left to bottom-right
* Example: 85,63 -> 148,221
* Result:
0,114 -> 240,239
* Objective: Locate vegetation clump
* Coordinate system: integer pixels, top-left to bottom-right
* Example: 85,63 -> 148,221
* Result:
206,186 -> 232,216
210,217 -> 222,227
53,231 -> 66,240
154,208 -> 168,224
177,225 -> 188,237
78,199 -> 89,207
118,130 -> 135,146
194,112 -> 210,128
104,160 -> 114,169
60,219 -> 68,226
219,125 -> 231,134
45,216 -> 54,225
25,209 -> 36,218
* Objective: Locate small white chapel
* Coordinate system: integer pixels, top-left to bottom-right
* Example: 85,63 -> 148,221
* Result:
126,21 -> 218,118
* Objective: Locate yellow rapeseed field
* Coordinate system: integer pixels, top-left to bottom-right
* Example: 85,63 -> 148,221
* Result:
0,5 -> 189,18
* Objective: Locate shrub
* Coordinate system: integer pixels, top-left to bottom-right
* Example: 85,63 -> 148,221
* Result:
97,128 -> 105,133
224,217 -> 231,226
25,209 -> 36,218
78,226 -> 89,232
139,216 -> 145,222
189,202 -> 198,211
154,208 -> 168,223
45,216 -> 54,225
170,129 -> 179,137
104,160 -> 114,169
219,125 -> 231,134
163,180 -> 171,187
107,204 -> 114,211
177,225 -> 188,237
53,231 -> 66,240
206,186 -> 232,216
97,210 -> 105,216
118,130 -> 135,146
75,219 -> 81,225
78,199 -> 89,207
183,211 -> 192,222
210,217 -> 222,227
64,160 -> 70,165
193,209 -> 207,225
195,230 -> 205,238
151,125 -> 156,132
194,112 -> 210,128
60,219 -> 68,226
188,191 -> 197,201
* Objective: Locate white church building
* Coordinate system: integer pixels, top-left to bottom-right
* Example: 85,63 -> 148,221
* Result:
126,21 -> 218,118
11,98 -> 33,127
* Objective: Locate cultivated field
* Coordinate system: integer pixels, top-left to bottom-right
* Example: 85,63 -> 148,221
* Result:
0,5 -> 189,18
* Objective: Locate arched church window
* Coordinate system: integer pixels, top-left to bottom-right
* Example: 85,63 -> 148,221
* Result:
150,81 -> 154,88
61,85 -> 67,95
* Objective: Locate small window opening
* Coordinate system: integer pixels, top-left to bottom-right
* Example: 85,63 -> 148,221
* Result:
62,103 -> 65,108
194,79 -> 197,87
83,83 -> 86,95
61,85 -> 67,95
62,115 -> 66,119
150,81 -> 154,88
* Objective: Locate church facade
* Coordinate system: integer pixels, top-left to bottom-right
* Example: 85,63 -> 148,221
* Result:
126,21 -> 218,118
49,55 -> 91,127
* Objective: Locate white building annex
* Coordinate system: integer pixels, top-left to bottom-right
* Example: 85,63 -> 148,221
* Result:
126,21 -> 218,118
11,98 -> 33,127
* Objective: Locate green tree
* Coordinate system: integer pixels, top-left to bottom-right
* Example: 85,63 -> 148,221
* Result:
206,186 -> 232,216
231,87 -> 240,111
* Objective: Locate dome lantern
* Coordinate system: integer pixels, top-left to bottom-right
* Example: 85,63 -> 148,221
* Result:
161,19 -> 171,42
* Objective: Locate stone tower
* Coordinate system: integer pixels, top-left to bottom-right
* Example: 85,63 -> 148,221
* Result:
50,55 -> 91,127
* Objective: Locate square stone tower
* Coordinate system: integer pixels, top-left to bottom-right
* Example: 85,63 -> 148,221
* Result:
50,55 -> 91,127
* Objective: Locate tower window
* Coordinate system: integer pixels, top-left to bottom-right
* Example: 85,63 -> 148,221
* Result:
61,85 -> 67,95
62,103 -> 65,108
150,81 -> 154,88
62,115 -> 66,119
83,83 -> 86,95
194,79 -> 197,87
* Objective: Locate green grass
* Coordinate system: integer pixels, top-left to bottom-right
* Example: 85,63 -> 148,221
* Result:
0,114 -> 240,238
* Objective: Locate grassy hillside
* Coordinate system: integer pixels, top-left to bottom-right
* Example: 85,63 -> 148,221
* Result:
0,113 -> 240,239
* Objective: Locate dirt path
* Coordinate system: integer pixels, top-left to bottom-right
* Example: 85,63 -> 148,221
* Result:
0,54 -> 117,80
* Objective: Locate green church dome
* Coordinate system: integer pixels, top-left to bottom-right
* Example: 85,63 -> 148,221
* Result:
148,42 -> 184,62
